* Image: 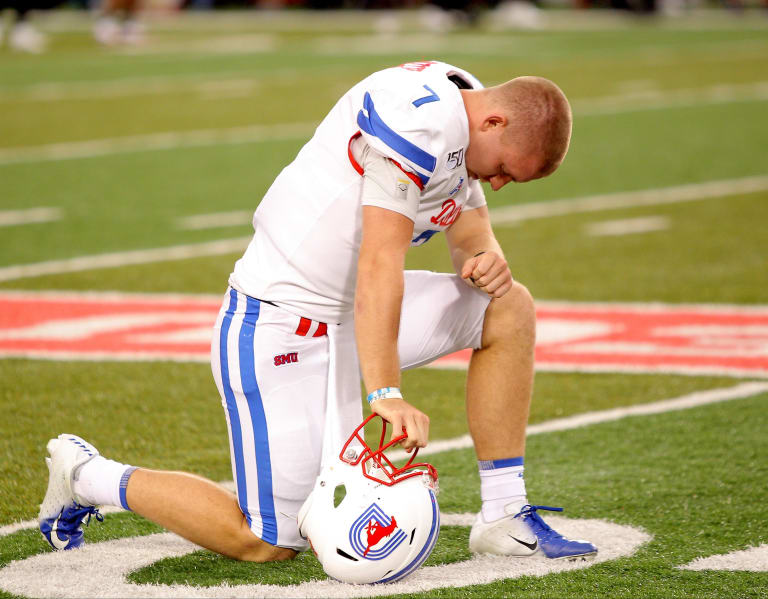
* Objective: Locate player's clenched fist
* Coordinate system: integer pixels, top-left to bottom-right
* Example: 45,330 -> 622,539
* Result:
371,397 -> 430,452
461,251 -> 514,298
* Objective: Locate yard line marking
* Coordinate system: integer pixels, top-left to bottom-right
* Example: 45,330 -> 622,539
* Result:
0,207 -> 62,227
0,237 -> 251,283
118,34 -> 276,56
489,174 -> 768,225
4,382 -> 763,538
0,63 -> 351,102
388,381 -> 768,460
573,80 -> 768,116
177,210 -> 253,230
0,174 -> 764,282
0,122 -> 316,166
2,81 -> 768,165
0,517 -> 649,597
585,215 -> 670,237
4,69 -> 766,108
679,544 -> 768,572
0,76 -> 261,102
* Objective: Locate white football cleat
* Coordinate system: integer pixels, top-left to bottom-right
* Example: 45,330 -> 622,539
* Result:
469,503 -> 539,556
470,504 -> 597,560
38,434 -> 102,550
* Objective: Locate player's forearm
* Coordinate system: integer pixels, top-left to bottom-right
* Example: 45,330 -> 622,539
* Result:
354,253 -> 404,394
450,232 -> 505,275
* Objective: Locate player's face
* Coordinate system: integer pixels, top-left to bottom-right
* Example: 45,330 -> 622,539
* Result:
465,123 -> 545,192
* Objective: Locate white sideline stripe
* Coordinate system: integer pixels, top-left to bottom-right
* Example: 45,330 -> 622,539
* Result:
177,210 -> 253,230
2,59 -> 765,105
0,122 -> 316,166
0,63 -> 346,102
0,76 -> 262,102
2,81 -> 767,166
388,381 -> 768,461
116,34 -> 276,57
0,174 -> 764,282
2,381 -> 765,539
488,174 -> 768,225
679,543 -> 768,572
585,216 -> 670,237
0,237 -> 251,283
573,80 -> 768,116
0,207 -> 62,227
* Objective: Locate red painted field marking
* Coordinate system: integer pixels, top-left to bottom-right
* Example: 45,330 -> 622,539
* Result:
1,292 -> 766,377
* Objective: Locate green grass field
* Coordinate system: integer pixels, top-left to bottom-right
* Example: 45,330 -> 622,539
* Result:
1,9 -> 767,598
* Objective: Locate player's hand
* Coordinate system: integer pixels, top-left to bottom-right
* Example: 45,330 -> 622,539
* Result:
371,397 -> 430,453
461,251 -> 514,298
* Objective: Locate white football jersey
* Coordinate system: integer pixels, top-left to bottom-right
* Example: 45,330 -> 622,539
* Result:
230,61 -> 487,323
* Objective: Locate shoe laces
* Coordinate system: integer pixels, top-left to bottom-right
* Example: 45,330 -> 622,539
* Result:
514,504 -> 565,541
60,504 -> 103,531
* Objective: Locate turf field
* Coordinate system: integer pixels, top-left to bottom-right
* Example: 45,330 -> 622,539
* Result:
1,9 -> 767,598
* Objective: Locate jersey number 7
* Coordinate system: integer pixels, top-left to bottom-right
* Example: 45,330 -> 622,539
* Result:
412,85 -> 440,108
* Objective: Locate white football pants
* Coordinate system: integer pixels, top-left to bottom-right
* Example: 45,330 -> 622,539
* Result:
210,270 -> 490,550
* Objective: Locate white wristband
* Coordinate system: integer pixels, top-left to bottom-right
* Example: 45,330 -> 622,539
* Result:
367,387 -> 403,405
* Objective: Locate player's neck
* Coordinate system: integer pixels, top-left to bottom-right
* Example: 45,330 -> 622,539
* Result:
460,88 -> 488,133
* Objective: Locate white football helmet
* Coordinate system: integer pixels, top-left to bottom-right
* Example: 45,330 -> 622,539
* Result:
298,414 -> 440,584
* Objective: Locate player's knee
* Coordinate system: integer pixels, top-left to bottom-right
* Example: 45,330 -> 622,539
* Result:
232,530 -> 298,562
482,282 -> 536,347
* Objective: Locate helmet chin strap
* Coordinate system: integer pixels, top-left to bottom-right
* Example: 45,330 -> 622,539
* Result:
320,321 -> 364,468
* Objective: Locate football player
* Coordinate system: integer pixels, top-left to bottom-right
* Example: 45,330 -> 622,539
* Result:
40,60 -> 596,567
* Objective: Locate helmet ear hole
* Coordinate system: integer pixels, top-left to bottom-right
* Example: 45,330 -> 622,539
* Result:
333,484 -> 347,508
336,547 -> 359,562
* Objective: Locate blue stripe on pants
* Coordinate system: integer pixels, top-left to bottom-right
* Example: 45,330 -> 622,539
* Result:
238,295 -> 278,545
219,289 -> 252,528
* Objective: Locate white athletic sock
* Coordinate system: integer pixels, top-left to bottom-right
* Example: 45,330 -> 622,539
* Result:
478,457 -> 527,522
72,456 -> 138,510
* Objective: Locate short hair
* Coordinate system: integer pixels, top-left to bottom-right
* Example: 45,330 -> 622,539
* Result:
492,76 -> 573,178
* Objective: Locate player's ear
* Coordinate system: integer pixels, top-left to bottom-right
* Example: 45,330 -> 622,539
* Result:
483,114 -> 507,131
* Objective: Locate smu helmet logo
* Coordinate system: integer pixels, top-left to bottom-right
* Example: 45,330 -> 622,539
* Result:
349,503 -> 407,560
